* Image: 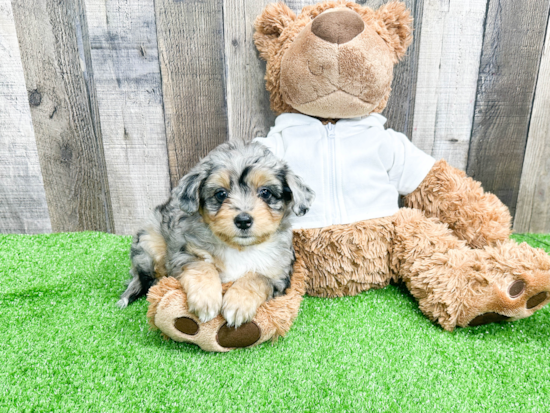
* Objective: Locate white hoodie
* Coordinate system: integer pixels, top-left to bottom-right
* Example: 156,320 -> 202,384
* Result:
254,113 -> 435,230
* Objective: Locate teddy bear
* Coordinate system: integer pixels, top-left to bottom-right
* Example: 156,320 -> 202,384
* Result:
146,0 -> 550,351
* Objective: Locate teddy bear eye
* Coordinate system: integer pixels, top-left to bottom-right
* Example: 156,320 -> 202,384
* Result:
215,189 -> 228,202
258,188 -> 272,200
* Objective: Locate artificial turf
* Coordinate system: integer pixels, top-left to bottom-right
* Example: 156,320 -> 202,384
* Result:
1,232 -> 550,412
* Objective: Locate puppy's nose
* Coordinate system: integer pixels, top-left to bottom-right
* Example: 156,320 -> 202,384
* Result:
311,9 -> 365,45
234,213 -> 253,230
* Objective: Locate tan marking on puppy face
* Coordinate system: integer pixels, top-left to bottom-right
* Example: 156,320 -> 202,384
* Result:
202,191 -> 284,249
140,227 -> 167,278
207,170 -> 230,190
248,168 -> 280,190
249,197 -> 284,242
203,202 -> 242,248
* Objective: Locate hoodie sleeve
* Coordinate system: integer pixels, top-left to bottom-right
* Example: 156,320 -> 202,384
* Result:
387,130 -> 436,195
253,134 -> 283,159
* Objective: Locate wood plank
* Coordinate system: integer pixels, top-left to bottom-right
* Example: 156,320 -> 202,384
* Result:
377,0 -> 424,136
155,0 -> 228,187
83,0 -> 171,235
514,15 -> 550,234
11,0 -> 114,232
466,0 -> 550,218
0,0 -> 51,234
223,0 -> 276,142
411,0 -> 488,171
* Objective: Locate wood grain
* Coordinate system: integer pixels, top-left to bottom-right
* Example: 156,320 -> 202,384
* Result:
514,15 -> 550,233
12,0 -> 114,232
155,0 -> 228,188
223,0 -> 276,142
84,0 -> 171,234
466,0 -> 550,218
411,0 -> 488,170
0,0 -> 51,234
378,0 -> 424,136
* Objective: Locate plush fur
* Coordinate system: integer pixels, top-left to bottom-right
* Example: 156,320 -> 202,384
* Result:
253,0 -> 550,332
146,252 -> 307,352
144,1 -> 550,352
254,1 -> 412,118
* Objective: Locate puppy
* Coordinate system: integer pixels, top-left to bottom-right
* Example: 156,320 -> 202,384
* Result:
118,142 -> 314,327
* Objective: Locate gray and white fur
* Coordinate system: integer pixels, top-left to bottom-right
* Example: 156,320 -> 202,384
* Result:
118,141 -> 314,327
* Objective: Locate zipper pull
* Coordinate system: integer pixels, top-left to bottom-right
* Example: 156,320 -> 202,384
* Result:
325,122 -> 336,138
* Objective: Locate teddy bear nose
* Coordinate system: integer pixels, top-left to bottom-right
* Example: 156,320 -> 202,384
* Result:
311,8 -> 365,45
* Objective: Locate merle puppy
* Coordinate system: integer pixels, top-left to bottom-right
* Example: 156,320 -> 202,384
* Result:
118,142 -> 314,327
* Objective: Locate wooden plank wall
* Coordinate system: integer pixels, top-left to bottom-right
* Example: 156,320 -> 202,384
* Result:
0,0 -> 51,233
1,0 -> 550,234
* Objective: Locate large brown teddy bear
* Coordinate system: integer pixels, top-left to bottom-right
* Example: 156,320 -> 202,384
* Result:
147,0 -> 550,351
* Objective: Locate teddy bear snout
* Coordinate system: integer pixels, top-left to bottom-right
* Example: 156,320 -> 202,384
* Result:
311,8 -> 365,45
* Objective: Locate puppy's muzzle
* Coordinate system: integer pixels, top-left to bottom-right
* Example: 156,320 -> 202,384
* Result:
234,213 -> 253,230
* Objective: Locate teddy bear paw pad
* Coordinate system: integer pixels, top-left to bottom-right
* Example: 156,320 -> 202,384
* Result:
174,317 -> 199,335
216,322 -> 261,349
468,312 -> 511,327
526,291 -> 548,309
508,280 -> 526,298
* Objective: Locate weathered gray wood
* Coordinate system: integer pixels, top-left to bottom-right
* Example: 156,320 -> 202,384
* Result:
224,0 -> 276,142
412,0 -> 487,170
12,0 -> 114,232
84,0 -> 171,235
514,18 -> 550,234
155,0 -> 228,187
466,0 -> 550,218
378,0 -> 423,136
0,0 -> 51,234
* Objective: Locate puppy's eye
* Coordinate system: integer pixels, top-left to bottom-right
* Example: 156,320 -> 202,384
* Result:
215,189 -> 228,202
258,188 -> 272,200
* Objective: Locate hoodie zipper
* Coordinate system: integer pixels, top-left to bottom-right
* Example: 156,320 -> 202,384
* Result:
325,123 -> 340,224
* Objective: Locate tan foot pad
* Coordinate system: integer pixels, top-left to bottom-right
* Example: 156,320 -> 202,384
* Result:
469,312 -> 511,327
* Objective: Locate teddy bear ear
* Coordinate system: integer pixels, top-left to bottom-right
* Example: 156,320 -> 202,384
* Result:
374,1 -> 413,61
254,3 -> 296,61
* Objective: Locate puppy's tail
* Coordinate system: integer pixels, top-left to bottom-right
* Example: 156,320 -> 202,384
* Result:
117,231 -> 159,308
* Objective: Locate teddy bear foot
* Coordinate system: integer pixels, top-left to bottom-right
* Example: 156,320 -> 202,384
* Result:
459,242 -> 550,328
465,279 -> 550,327
146,277 -> 268,352
173,315 -> 261,348
145,258 -> 306,351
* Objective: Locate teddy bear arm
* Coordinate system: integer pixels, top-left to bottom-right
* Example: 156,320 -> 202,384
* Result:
403,159 -> 512,249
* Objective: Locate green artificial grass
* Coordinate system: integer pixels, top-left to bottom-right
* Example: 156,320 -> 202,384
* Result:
1,232 -> 550,412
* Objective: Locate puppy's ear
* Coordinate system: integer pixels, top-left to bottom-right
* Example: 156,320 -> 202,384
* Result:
254,3 -> 296,61
173,169 -> 209,214
284,170 -> 315,217
375,1 -> 413,61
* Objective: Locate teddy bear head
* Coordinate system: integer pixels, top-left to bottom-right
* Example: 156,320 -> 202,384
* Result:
254,1 -> 413,119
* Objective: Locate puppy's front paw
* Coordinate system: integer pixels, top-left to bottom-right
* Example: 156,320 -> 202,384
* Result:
186,284 -> 223,323
221,288 -> 261,327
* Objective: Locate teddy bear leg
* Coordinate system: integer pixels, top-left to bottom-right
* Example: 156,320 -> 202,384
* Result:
293,217 -> 397,298
392,208 -> 550,330
146,255 -> 307,351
